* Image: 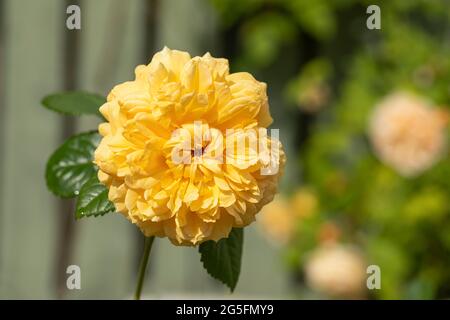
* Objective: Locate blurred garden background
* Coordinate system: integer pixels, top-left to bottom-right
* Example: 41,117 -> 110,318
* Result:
0,0 -> 449,299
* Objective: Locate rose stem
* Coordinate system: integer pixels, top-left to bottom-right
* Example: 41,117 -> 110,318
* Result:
134,236 -> 155,300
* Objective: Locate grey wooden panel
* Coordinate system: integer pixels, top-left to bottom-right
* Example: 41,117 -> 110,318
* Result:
157,0 -> 219,56
237,226 -> 291,297
0,0 -> 63,299
65,0 -> 144,299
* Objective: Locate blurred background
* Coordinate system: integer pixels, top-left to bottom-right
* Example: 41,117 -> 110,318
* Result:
0,0 -> 449,299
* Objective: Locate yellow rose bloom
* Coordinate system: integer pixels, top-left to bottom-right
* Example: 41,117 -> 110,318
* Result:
369,92 -> 448,177
291,188 -> 318,218
94,47 -> 285,245
258,196 -> 295,246
304,244 -> 367,298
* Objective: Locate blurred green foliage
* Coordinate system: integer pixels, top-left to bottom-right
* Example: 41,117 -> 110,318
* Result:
210,0 -> 450,299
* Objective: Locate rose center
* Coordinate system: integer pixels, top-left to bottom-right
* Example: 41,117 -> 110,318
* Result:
191,146 -> 207,158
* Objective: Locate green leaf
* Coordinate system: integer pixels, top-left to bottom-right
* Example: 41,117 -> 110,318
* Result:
42,91 -> 105,118
46,131 -> 101,198
76,175 -> 115,219
199,228 -> 243,292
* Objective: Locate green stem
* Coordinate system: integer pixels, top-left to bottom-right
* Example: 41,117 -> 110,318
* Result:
134,236 -> 155,300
